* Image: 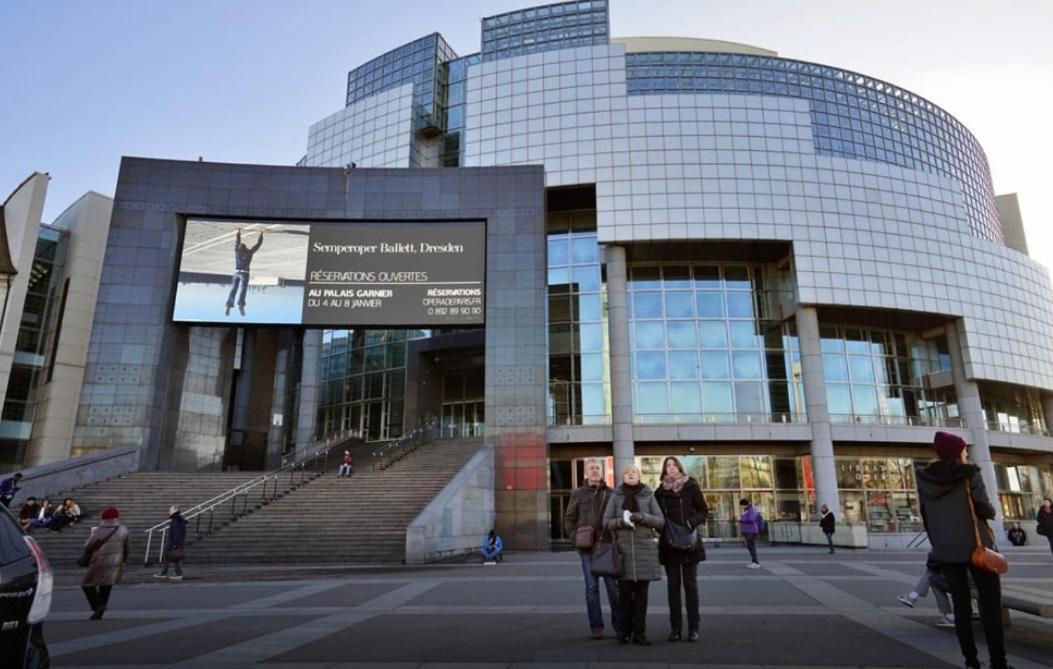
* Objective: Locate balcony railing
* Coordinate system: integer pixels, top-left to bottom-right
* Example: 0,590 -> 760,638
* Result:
633,412 -> 804,425
827,414 -> 962,428
985,420 -> 1049,437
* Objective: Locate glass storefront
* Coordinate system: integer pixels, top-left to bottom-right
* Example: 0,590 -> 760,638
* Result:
980,383 -> 1047,436
835,458 -> 921,533
995,463 -> 1053,520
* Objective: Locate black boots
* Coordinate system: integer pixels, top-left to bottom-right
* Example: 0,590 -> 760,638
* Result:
687,628 -> 700,642
667,629 -> 681,642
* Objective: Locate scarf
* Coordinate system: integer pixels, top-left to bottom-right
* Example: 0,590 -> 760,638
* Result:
661,473 -> 689,494
621,482 -> 644,513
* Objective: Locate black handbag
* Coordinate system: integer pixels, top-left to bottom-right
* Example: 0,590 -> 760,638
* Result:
662,498 -> 699,552
78,527 -> 118,567
589,529 -> 622,577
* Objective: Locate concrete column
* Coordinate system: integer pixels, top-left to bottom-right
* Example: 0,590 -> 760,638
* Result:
945,322 -> 1005,536
604,245 -> 635,475
265,329 -> 292,470
795,305 -> 841,516
295,329 -> 323,453
227,329 -> 256,470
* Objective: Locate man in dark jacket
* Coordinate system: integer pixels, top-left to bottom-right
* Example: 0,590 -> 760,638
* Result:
917,431 -> 1007,669
225,228 -> 263,316
819,504 -> 836,554
0,472 -> 22,508
154,505 -> 187,581
564,458 -> 622,640
1037,497 -> 1053,558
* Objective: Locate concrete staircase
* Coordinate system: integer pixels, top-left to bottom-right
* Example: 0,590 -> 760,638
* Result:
185,438 -> 484,564
24,472 -> 262,567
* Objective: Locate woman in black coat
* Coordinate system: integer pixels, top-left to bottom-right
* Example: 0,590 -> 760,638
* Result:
654,456 -> 708,642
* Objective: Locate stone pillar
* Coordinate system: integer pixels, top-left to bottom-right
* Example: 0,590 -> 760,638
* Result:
295,329 -> 322,453
795,306 -> 841,517
945,322 -> 1005,536
227,329 -> 256,470
604,245 -> 635,475
265,329 -> 293,470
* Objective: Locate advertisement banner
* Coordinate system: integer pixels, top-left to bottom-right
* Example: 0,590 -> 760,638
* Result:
172,218 -> 485,326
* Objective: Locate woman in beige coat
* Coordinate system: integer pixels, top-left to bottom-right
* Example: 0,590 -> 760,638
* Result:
82,506 -> 129,620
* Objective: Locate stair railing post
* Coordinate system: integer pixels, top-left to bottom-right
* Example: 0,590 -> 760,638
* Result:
144,530 -> 153,566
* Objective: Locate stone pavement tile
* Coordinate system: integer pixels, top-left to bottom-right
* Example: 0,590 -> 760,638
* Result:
43,616 -> 170,644
267,612 -> 951,667
51,582 -> 294,612
695,578 -> 820,607
411,580 -> 583,607
277,581 -> 402,608
779,561 -> 865,577
55,612 -> 326,665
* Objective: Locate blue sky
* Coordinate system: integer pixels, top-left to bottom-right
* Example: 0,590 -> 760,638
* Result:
3,0 -> 1051,268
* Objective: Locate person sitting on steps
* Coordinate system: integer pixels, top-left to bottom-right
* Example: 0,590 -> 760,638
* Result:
481,529 -> 503,563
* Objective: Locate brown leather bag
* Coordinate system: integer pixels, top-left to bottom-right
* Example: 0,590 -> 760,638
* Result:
964,479 -> 1008,575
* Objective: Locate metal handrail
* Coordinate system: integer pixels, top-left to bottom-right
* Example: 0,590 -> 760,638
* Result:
370,419 -> 440,471
142,429 -> 362,565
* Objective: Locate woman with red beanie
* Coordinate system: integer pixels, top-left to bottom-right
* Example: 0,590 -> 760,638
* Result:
81,506 -> 129,620
917,431 -> 1011,669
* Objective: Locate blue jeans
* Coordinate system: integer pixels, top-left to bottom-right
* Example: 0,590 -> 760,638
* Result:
744,534 -> 759,563
580,552 -> 623,632
1046,534 -> 1053,558
226,271 -> 249,307
824,531 -> 835,551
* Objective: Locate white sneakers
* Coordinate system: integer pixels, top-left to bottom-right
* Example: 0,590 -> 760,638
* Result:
897,594 -> 917,608
746,562 -> 761,569
936,614 -> 955,627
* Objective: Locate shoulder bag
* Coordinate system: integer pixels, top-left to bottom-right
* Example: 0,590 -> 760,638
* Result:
573,489 -> 607,550
964,479 -> 1008,575
589,528 -> 622,577
661,496 -> 699,552
78,527 -> 119,568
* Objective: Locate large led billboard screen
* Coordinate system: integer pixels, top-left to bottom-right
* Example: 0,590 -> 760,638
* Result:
172,219 -> 485,326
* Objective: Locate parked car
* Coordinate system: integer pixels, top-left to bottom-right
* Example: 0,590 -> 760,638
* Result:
0,502 -> 51,668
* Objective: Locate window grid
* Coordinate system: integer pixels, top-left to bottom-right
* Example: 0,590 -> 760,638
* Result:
547,214 -> 610,426
482,0 -> 609,62
624,51 -> 1001,244
628,263 -> 803,424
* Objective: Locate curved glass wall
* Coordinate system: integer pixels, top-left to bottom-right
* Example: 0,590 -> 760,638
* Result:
625,52 -> 1001,243
628,263 -> 802,424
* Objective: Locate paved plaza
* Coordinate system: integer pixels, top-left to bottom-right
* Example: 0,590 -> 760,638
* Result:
43,545 -> 1053,668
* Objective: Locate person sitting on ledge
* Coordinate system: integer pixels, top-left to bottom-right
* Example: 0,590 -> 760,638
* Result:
1006,521 -> 1027,546
481,529 -> 503,563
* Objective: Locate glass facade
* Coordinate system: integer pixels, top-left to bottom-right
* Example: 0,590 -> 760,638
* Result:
980,383 -> 1047,435
0,227 -> 67,470
317,329 -> 414,442
996,463 -> 1053,521
481,0 -> 609,62
442,53 -> 480,166
547,210 -> 610,425
820,325 -> 955,426
624,51 -> 1001,243
345,33 -> 457,130
627,263 -> 802,423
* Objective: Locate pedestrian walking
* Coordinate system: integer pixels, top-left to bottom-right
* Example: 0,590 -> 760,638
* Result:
897,550 -> 955,627
917,431 -> 1010,669
654,456 -> 707,642
82,507 -> 130,620
603,464 -> 665,646
154,505 -> 187,580
0,472 -> 23,508
738,498 -> 762,568
225,228 -> 263,316
337,450 -> 353,477
1006,522 -> 1027,547
563,457 -> 623,640
820,504 -> 836,554
1037,498 -> 1053,558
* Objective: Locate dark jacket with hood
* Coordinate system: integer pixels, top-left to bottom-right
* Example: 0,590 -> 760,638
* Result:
916,460 -> 996,564
166,512 -> 187,552
563,480 -> 613,552
654,477 -> 708,565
